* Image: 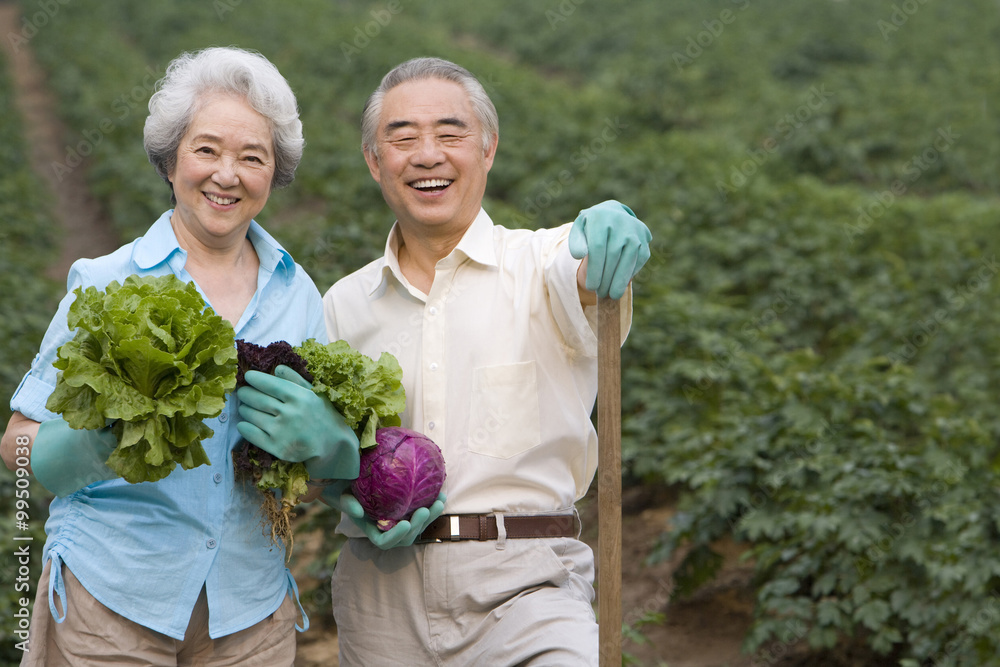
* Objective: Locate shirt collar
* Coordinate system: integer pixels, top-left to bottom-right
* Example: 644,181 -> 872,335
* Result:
132,210 -> 297,281
452,208 -> 497,267
368,207 -> 497,295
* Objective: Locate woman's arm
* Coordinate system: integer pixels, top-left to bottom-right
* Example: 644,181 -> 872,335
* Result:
1,411 -> 41,473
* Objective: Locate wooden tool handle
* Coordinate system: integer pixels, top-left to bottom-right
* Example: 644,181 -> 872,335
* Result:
597,296 -> 622,665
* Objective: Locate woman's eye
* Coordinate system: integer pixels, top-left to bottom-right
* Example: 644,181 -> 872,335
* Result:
245,155 -> 263,164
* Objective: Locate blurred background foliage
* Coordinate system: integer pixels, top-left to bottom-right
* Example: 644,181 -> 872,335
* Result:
2,0 -> 1000,664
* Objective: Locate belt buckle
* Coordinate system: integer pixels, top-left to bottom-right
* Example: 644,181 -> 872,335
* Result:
449,515 -> 461,541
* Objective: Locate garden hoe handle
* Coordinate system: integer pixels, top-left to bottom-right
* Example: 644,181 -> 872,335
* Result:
597,295 -> 622,665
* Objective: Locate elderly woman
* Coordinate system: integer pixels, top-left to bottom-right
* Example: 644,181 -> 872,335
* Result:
0,47 -> 358,666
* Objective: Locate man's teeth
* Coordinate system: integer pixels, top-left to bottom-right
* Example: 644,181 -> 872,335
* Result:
411,179 -> 452,190
205,193 -> 238,205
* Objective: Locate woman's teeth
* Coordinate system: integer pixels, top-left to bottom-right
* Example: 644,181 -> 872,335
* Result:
205,193 -> 238,205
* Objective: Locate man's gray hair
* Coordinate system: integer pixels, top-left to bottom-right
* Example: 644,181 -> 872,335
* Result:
361,57 -> 499,157
143,46 -> 304,196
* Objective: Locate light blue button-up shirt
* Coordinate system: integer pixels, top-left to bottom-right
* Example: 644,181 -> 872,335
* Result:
10,210 -> 327,639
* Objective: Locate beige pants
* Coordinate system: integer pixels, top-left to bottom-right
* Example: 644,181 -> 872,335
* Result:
20,559 -> 298,666
332,536 -> 599,666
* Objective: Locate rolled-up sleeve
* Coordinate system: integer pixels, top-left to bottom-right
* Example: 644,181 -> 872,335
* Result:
10,258 -> 114,421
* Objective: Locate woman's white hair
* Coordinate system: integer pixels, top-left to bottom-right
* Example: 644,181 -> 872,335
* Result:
143,46 -> 304,197
361,57 -> 499,157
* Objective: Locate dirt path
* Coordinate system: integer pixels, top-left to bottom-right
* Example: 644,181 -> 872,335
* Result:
0,3 -> 120,280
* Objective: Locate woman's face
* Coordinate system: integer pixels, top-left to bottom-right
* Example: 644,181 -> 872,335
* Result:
168,93 -> 275,248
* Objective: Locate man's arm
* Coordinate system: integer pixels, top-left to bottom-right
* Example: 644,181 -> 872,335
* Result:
577,257 -> 597,307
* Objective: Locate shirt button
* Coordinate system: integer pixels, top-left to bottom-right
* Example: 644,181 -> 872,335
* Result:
206,539 -> 217,549
429,362 -> 438,371
219,413 -> 228,423
428,421 -> 436,430
213,473 -> 223,483
428,306 -> 438,316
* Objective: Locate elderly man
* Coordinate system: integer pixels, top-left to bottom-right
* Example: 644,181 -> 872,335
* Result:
328,57 -> 648,664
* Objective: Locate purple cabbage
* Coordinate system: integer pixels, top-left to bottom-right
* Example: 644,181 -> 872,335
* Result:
352,427 -> 446,531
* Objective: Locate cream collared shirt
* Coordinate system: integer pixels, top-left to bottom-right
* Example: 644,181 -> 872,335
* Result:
323,208 -> 631,524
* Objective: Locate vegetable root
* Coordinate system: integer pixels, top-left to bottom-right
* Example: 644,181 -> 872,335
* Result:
258,489 -> 296,558
233,439 -> 307,561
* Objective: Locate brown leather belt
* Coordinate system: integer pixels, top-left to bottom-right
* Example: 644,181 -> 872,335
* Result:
416,514 -> 578,543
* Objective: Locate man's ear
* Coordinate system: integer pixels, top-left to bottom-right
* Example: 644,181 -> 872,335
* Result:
363,147 -> 381,184
483,133 -> 498,172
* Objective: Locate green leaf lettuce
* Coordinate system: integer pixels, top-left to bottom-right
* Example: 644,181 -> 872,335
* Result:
293,339 -> 405,449
46,274 -> 237,483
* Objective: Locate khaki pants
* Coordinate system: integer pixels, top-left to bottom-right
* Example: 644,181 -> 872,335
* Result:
20,559 -> 298,666
332,536 -> 599,666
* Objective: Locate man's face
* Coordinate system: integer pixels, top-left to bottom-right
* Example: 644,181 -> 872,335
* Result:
365,78 -> 497,236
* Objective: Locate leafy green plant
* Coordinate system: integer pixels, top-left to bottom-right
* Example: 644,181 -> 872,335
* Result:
13,1 -> 1000,662
47,274 -> 238,483
621,178 -> 1000,665
623,611 -> 668,666
651,348 -> 998,661
294,339 -> 406,449
0,47 -> 61,665
232,337 -> 406,551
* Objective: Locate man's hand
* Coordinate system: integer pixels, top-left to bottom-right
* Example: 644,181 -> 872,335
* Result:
569,200 -> 652,300
323,480 -> 446,549
237,365 -> 360,480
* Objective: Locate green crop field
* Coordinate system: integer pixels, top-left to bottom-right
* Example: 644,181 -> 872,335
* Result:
0,26 -> 61,663
2,0 -> 1000,664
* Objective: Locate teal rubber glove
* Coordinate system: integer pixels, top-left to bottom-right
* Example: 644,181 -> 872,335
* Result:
568,200 -> 652,300
236,365 -> 360,480
31,419 -> 118,496
323,480 -> 447,549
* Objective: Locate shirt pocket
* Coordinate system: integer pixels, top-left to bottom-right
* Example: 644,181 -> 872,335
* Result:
468,361 -> 541,459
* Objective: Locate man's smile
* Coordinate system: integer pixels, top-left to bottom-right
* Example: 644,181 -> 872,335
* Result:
409,178 -> 453,192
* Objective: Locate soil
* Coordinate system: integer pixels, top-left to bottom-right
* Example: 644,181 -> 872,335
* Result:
1,5 -> 765,665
